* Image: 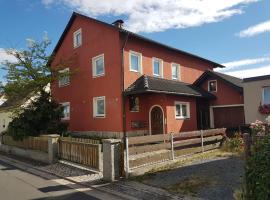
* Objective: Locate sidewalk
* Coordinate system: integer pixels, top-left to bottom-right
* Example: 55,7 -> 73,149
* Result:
0,152 -> 187,200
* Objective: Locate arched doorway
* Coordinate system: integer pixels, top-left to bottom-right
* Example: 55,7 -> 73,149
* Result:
149,105 -> 164,135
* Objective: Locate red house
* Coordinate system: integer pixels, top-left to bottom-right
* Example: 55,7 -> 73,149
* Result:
50,12 -> 244,138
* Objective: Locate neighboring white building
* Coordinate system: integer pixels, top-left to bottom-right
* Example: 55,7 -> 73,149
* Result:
0,85 -> 50,133
243,75 -> 270,124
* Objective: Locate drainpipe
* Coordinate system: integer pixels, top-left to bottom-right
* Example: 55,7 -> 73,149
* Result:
121,32 -> 130,142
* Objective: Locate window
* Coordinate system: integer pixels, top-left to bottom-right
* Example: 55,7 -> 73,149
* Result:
208,80 -> 217,92
129,96 -> 139,112
73,28 -> 82,48
153,58 -> 163,77
175,102 -> 190,119
58,68 -> 70,87
61,102 -> 70,120
130,51 -> 142,73
92,54 -> 105,77
93,96 -> 105,117
263,87 -> 270,104
172,63 -> 180,80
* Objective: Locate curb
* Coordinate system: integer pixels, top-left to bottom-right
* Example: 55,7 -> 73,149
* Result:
0,153 -> 137,200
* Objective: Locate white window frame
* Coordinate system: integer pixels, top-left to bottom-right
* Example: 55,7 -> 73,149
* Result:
208,80 -> 217,92
58,68 -> 70,87
152,57 -> 163,77
73,28 -> 82,48
92,54 -> 105,77
61,102 -> 70,120
262,86 -> 270,104
129,51 -> 142,73
171,63 -> 181,80
93,96 -> 106,118
175,101 -> 190,119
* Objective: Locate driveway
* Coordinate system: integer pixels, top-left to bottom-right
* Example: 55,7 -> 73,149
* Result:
0,156 -> 121,200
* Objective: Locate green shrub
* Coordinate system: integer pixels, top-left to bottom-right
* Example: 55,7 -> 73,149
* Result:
7,91 -> 68,140
245,134 -> 270,200
221,133 -> 244,152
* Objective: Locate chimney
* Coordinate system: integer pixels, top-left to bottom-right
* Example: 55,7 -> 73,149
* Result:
112,19 -> 124,29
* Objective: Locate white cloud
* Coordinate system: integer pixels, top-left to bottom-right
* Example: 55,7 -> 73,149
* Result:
220,56 -> 270,71
237,20 -> 270,37
0,48 -> 16,64
41,0 -> 259,33
222,65 -> 270,78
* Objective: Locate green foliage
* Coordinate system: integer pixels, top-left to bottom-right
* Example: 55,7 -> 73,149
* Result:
245,134 -> 270,200
222,133 -> 244,152
7,91 -> 68,140
1,37 -> 52,101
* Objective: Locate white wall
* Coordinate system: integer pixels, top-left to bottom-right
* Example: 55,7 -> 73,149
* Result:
0,111 -> 13,133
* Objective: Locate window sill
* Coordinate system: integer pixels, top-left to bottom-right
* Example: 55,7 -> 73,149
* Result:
130,68 -> 141,73
94,115 -> 105,118
175,117 -> 190,120
59,83 -> 70,88
130,110 -> 139,112
73,44 -> 81,49
61,118 -> 70,121
93,74 -> 105,78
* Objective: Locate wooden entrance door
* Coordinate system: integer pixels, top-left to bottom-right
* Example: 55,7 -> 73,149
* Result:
150,106 -> 164,135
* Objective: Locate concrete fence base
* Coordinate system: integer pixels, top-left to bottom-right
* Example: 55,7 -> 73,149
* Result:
0,134 -> 60,164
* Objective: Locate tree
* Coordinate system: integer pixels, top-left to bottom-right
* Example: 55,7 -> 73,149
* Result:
1,37 -> 52,101
7,90 -> 68,140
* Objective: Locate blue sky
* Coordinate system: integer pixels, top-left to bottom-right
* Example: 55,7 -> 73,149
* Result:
0,0 -> 270,80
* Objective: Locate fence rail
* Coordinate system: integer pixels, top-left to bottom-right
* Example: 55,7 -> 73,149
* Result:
59,137 -> 100,145
1,135 -> 48,152
58,137 -> 101,171
126,128 -> 226,170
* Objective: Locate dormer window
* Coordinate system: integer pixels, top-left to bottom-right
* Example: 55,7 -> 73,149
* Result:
208,80 -> 217,92
73,28 -> 82,48
153,58 -> 163,77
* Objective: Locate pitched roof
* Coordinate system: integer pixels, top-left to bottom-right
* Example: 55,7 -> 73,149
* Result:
124,75 -> 216,99
194,70 -> 243,93
50,12 -> 225,69
243,74 -> 270,82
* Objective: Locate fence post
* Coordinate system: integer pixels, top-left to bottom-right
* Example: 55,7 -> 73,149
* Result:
170,133 -> 175,160
201,130 -> 204,152
102,139 -> 122,182
243,133 -> 251,159
125,137 -> 129,178
48,134 -> 60,164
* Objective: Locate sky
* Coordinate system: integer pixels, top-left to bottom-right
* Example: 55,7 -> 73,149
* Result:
0,0 -> 270,80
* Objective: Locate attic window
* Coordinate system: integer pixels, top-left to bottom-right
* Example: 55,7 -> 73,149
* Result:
208,80 -> 217,92
73,28 -> 82,48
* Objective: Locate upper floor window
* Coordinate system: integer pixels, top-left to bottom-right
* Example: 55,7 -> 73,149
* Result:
153,58 -> 163,77
61,102 -> 70,120
175,102 -> 190,119
208,80 -> 217,92
92,54 -> 105,77
129,51 -> 142,73
172,63 -> 180,80
73,28 -> 82,48
262,87 -> 270,104
93,96 -> 105,118
58,68 -> 70,87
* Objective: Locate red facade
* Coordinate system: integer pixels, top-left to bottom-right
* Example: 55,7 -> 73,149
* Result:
51,13 -> 243,137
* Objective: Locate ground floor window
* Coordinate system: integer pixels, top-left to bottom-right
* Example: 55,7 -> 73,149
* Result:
263,86 -> 270,104
61,102 -> 70,120
93,96 -> 105,117
129,96 -> 139,112
175,101 -> 190,119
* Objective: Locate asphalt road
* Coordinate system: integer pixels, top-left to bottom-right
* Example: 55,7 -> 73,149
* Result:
0,159 -> 102,200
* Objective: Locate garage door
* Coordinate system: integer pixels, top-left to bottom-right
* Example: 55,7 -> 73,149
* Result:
213,106 -> 245,128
